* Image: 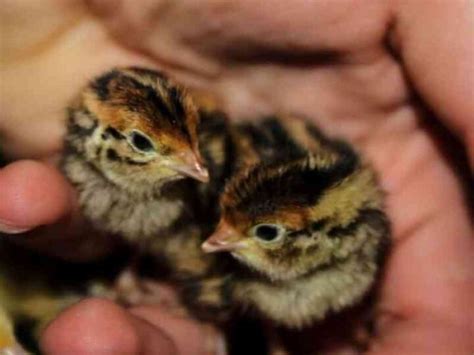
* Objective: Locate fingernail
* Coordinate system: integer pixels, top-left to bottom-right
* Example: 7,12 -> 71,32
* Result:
2,343 -> 30,355
204,326 -> 227,355
214,333 -> 227,355
0,220 -> 32,234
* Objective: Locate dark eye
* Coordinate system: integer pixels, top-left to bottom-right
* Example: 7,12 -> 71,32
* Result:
251,224 -> 286,242
130,131 -> 155,152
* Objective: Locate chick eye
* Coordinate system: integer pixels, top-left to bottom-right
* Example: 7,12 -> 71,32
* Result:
130,131 -> 155,152
251,224 -> 286,243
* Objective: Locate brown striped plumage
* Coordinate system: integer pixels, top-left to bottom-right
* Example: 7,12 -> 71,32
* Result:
174,116 -> 390,332
61,67 -> 210,243
1,66 -> 390,352
0,68 -> 227,354
1,69 -> 232,354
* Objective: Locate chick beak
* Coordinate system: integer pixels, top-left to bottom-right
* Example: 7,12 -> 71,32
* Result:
202,222 -> 244,253
169,150 -> 209,183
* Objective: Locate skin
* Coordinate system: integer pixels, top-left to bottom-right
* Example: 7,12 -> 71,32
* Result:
0,0 -> 473,353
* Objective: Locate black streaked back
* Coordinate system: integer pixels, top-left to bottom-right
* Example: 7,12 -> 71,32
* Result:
236,117 -> 306,164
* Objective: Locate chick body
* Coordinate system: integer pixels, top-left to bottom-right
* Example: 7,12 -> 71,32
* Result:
174,116 -> 390,330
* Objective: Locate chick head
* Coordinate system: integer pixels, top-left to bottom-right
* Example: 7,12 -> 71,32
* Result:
203,148 -> 387,282
68,67 -> 208,191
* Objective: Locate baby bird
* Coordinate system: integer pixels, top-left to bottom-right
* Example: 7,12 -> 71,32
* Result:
62,67 -> 209,243
179,119 -> 390,330
1,68 -> 221,354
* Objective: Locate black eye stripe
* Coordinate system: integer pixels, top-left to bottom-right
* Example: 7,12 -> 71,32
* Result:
104,127 -> 125,140
287,230 -> 305,238
125,157 -> 148,165
311,218 -> 329,231
106,148 -> 121,162
326,208 -> 387,238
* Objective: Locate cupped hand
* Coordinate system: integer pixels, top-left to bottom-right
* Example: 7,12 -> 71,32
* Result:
1,0 -> 473,354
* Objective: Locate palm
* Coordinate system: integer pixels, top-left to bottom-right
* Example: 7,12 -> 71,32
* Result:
1,1 -> 471,354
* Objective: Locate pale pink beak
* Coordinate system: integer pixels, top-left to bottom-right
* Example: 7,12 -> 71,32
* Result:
202,221 -> 245,253
170,150 -> 209,183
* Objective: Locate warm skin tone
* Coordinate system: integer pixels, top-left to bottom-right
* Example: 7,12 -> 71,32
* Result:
0,0 -> 473,354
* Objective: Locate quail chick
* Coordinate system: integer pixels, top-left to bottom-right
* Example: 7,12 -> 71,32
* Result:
62,67 -> 209,244
175,118 -> 390,331
206,150 -> 389,327
0,68 -> 216,353
163,115 -> 351,280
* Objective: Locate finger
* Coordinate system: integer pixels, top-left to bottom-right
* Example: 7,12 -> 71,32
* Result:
0,160 -> 73,234
41,298 -> 177,355
394,1 -> 474,169
370,193 -> 473,353
131,306 -> 227,355
0,160 -> 119,261
368,317 -> 472,355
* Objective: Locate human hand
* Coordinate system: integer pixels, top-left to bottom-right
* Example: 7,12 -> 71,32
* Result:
1,0 -> 473,354
40,298 -> 225,355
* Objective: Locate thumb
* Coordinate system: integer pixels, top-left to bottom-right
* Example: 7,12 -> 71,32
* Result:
0,160 -> 120,261
0,160 -> 73,234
